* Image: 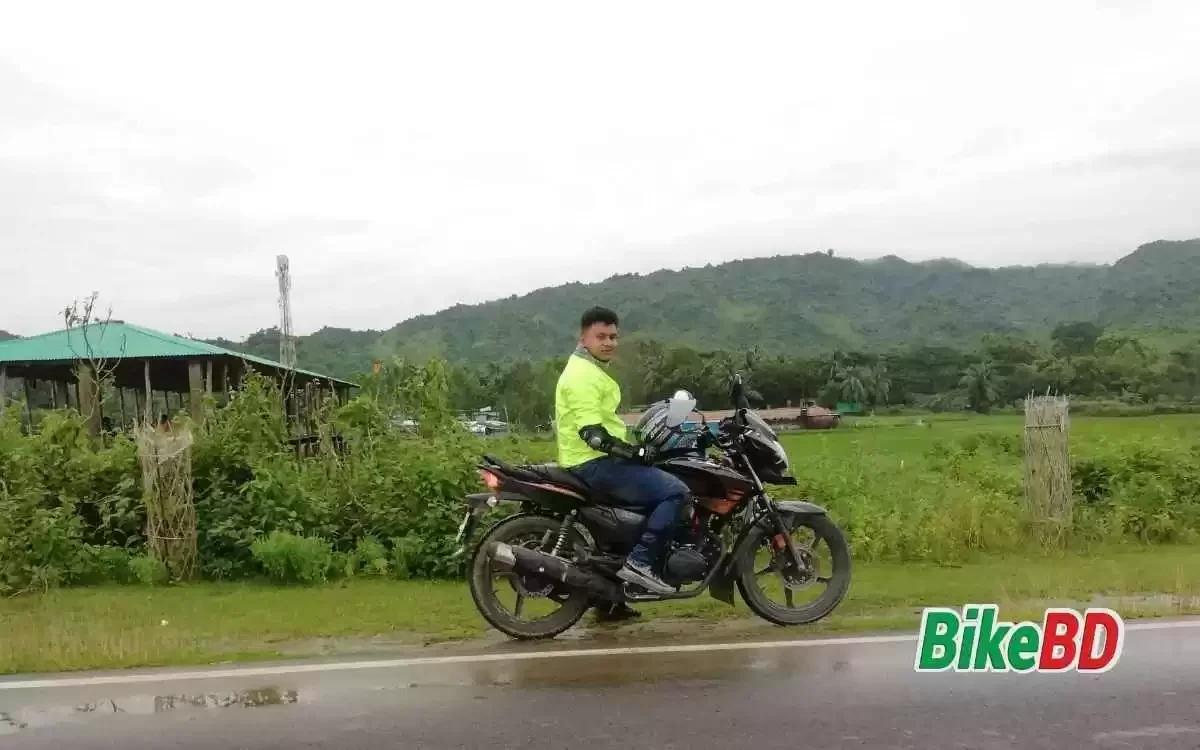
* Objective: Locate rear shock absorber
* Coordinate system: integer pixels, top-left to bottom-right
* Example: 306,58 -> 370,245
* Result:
683,497 -> 700,543
550,510 -> 576,557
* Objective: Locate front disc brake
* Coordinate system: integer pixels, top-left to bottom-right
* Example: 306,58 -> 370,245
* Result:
769,533 -> 816,589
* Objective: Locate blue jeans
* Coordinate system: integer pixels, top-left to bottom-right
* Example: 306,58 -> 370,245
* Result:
569,457 -> 690,564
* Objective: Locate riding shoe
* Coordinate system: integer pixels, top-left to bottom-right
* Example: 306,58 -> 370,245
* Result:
593,601 -> 641,622
617,558 -> 676,595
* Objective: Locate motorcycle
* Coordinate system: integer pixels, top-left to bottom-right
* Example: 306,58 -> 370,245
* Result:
453,374 -> 852,639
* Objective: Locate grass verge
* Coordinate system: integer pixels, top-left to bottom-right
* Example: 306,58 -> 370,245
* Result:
3,542 -> 1199,675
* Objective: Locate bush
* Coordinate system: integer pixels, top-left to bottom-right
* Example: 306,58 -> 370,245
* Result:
76,545 -> 137,584
251,531 -> 334,584
5,355 -> 1199,593
1,359 -> 554,594
353,536 -> 390,577
0,409 -> 124,594
130,554 -> 170,586
1070,438 -> 1200,543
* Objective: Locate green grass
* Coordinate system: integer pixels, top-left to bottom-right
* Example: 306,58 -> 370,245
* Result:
795,411 -> 1200,451
772,413 -> 1200,562
3,543 -> 1199,675
783,412 -> 1199,494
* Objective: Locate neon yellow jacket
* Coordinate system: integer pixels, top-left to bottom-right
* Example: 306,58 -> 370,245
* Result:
555,351 -> 629,468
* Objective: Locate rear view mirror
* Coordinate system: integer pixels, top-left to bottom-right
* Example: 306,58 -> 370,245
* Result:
729,373 -> 751,410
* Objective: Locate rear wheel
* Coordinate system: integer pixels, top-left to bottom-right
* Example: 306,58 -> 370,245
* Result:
735,512 -> 851,626
467,514 -> 593,640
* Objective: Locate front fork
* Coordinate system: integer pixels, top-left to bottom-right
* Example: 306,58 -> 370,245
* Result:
732,449 -> 811,579
759,497 -> 813,582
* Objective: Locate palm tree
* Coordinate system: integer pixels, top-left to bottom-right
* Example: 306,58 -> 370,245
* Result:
868,364 -> 891,407
835,365 -> 869,406
960,361 -> 999,414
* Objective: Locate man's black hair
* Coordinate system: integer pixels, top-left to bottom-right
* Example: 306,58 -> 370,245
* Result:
580,306 -> 619,330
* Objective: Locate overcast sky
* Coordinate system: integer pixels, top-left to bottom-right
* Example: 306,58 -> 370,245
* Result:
2,0 -> 1199,339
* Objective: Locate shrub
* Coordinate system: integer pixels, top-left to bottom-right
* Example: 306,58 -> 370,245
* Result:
251,531 -> 334,584
353,536 -> 390,577
1070,437 -> 1200,543
76,545 -> 137,584
130,554 -> 170,586
0,409 -> 105,594
4,355 -> 1199,593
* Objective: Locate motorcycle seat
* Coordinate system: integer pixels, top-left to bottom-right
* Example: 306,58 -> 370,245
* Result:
525,463 -> 591,494
526,463 -> 652,510
481,455 -> 647,509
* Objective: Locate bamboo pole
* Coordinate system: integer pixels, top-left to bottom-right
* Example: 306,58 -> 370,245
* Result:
1024,391 -> 1072,546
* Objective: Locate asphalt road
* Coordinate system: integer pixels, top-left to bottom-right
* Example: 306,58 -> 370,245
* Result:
3,618 -> 1200,749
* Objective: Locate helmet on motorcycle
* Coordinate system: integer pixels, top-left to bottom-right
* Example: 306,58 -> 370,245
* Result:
634,401 -> 673,449
633,390 -> 700,452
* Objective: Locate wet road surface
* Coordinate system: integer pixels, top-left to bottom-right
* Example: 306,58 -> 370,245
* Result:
3,618 -> 1200,749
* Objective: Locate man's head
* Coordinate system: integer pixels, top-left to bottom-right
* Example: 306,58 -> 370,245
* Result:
579,306 -> 619,362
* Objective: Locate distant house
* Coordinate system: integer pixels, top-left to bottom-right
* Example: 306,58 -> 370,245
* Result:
0,320 -> 356,434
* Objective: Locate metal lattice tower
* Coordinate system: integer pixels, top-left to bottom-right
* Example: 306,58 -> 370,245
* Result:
276,255 -> 296,370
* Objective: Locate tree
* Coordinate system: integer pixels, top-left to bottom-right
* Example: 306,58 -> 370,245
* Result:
829,365 -> 869,406
960,361 -> 999,414
1051,321 -> 1103,358
1166,341 -> 1200,400
867,364 -> 891,407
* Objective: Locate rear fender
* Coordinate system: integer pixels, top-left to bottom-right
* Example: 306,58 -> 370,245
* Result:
465,491 -> 525,512
463,490 -> 528,524
455,491 -> 595,553
454,492 -> 527,554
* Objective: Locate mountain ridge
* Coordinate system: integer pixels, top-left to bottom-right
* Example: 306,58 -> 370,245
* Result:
208,238 -> 1200,378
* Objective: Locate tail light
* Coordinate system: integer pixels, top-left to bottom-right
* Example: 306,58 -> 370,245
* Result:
479,469 -> 501,492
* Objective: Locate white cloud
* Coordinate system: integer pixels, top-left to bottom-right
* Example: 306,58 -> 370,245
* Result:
1,0 -> 1199,338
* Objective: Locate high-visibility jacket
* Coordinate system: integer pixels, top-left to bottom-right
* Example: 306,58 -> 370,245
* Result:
554,352 -> 628,468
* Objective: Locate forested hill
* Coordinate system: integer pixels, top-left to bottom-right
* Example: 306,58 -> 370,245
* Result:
211,238 -> 1200,379
0,330 -> 18,342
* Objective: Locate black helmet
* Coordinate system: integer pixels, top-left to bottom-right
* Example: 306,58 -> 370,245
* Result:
633,390 -> 699,451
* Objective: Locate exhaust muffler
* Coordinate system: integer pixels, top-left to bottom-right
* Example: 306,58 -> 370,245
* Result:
487,542 -> 622,601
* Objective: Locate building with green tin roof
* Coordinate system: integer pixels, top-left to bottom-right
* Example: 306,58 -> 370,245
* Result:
0,320 -> 356,435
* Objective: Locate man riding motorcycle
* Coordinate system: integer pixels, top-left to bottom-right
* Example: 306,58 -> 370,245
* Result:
555,306 -> 692,598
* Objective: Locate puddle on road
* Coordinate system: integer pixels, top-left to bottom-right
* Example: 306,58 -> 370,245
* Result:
148,686 -> 299,712
1,711 -> 28,735
411,638 -> 880,692
0,686 -> 300,734
0,644 -> 879,734
0,621 -> 946,735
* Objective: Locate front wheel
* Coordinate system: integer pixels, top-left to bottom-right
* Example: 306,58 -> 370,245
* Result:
467,513 -> 593,640
735,512 -> 851,626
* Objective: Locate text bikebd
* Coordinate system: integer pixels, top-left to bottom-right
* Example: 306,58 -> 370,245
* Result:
914,604 -> 1124,673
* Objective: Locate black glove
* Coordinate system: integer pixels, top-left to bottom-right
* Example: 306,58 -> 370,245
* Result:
579,424 -> 657,464
632,442 -> 658,465
609,439 -> 657,465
